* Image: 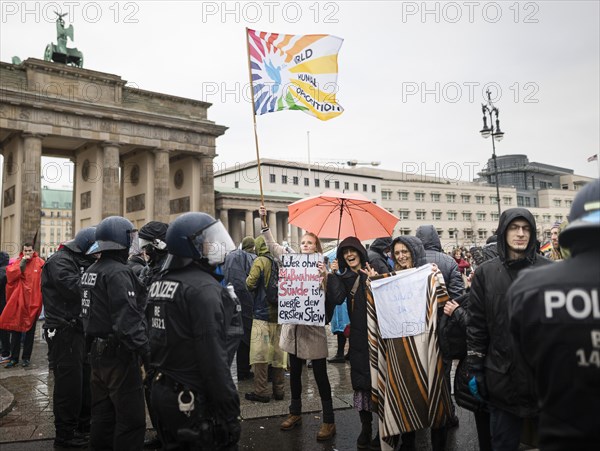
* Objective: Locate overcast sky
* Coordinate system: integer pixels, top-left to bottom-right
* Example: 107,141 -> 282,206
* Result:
1,1 -> 599,187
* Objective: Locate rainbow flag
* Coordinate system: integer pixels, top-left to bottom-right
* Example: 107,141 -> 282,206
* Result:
540,241 -> 552,253
247,29 -> 344,121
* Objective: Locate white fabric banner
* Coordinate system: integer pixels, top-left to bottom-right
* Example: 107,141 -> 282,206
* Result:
370,264 -> 431,339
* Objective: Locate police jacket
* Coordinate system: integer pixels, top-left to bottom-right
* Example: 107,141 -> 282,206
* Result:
467,208 -> 551,418
416,225 -> 465,300
508,246 -> 600,450
42,246 -> 93,330
146,259 -> 240,422
80,253 -> 149,354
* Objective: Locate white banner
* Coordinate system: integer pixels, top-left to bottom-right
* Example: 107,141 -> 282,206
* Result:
277,253 -> 325,326
370,264 -> 432,339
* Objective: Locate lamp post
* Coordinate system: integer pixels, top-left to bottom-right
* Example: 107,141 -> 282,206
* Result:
479,89 -> 504,219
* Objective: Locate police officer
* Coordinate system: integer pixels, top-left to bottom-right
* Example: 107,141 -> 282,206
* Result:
507,179 -> 600,451
42,227 -> 96,449
81,216 -> 149,450
147,212 -> 241,450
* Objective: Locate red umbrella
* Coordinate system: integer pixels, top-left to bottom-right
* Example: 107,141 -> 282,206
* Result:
287,190 -> 399,241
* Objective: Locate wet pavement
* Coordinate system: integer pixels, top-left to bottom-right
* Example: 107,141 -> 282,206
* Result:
0,322 -> 491,450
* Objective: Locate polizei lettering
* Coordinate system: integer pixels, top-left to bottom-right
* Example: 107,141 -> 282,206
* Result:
148,280 -> 180,300
81,272 -> 97,286
544,289 -> 600,322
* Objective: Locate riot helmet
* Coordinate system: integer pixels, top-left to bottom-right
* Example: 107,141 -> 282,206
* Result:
88,216 -> 137,254
166,212 -> 235,265
63,226 -> 96,254
559,179 -> 600,248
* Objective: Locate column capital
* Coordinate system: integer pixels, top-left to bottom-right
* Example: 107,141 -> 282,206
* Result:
22,132 -> 46,140
152,147 -> 169,155
101,141 -> 121,149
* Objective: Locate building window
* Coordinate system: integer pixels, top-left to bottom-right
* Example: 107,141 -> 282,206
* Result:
555,214 -> 563,221
490,196 -> 498,204
382,191 -> 392,201
293,176 -> 299,185
476,212 -> 486,221
371,185 -> 376,193
448,212 -> 457,221
553,199 -> 562,207
398,191 -> 408,201
436,229 -> 443,238
540,181 -> 547,189
491,213 -> 499,222
543,214 -> 551,222
464,229 -> 473,240
503,196 -> 512,206
478,229 -> 487,240
304,177 -> 309,186
446,194 -> 456,203
334,180 -> 340,189
431,193 -> 441,202
517,195 -> 524,206
415,192 -> 425,202
399,228 -> 411,236
416,210 -> 426,220
315,178 -> 320,187
476,195 -> 485,204
565,199 -> 572,207
461,195 -> 471,203
398,210 -> 410,220
325,180 -> 330,188
448,229 -> 457,239
354,183 -> 359,191
282,175 -> 288,184
269,174 -> 276,183
432,211 -> 442,220
234,181 -> 239,188
363,184 -> 367,192
462,212 -> 472,221
344,182 -> 349,190
525,197 -> 531,207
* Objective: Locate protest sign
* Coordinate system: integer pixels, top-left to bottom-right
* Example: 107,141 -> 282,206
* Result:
370,264 -> 432,339
278,253 -> 325,326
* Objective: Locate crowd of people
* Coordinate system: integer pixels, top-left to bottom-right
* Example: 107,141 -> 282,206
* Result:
0,179 -> 598,451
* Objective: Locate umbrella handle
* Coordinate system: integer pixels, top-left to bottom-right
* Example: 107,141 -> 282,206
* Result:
336,199 -> 344,244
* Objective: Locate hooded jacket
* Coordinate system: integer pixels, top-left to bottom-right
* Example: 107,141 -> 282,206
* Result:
326,236 -> 372,391
416,225 -> 465,300
246,236 -> 277,323
0,252 -> 9,311
367,237 -> 393,275
467,208 -> 551,417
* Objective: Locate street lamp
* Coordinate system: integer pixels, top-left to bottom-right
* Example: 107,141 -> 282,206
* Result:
479,89 -> 504,218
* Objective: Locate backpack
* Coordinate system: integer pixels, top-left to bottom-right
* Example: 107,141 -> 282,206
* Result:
262,255 -> 279,305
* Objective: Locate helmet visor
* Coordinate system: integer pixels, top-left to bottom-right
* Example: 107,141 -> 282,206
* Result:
128,230 -> 140,256
189,220 -> 235,265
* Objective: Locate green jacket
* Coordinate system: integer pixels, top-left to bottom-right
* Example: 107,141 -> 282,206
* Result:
246,236 -> 277,322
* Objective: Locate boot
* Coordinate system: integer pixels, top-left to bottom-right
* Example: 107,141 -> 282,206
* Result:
431,426 -> 447,451
369,431 -> 381,450
357,410 -> 372,449
280,399 -> 302,430
317,423 -> 336,441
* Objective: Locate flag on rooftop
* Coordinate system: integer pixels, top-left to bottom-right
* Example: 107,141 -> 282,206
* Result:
247,29 -> 344,121
587,154 -> 598,162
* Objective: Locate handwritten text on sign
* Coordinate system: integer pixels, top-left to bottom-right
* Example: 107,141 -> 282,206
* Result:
278,253 -> 325,326
370,264 -> 432,339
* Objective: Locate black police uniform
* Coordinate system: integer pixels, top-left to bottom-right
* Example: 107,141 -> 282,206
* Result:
147,261 -> 241,450
81,253 -> 148,450
42,246 -> 93,445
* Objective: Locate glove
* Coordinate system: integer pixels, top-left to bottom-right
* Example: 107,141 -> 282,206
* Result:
224,418 -> 241,446
466,355 -> 488,401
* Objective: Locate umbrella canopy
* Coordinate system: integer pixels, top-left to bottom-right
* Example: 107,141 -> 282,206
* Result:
287,190 -> 399,241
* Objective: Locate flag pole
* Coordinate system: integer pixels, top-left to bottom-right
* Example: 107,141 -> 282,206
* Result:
245,28 -> 267,227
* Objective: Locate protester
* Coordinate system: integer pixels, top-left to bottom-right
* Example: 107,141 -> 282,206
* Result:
42,227 -> 96,448
146,212 -> 241,450
545,221 -> 564,261
0,252 -> 11,364
369,236 -> 451,451
326,237 -> 379,449
0,243 -> 45,368
245,235 -> 286,403
507,180 -> 600,451
367,237 -> 394,275
223,235 -> 256,381
81,216 -> 148,450
452,248 -> 471,275
467,208 -> 551,451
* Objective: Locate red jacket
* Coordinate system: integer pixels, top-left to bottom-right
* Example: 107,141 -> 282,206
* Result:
0,251 -> 45,332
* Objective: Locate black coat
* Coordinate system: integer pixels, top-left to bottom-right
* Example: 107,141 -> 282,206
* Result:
507,247 -> 600,450
367,237 -> 392,275
467,208 -> 551,417
416,225 -> 465,300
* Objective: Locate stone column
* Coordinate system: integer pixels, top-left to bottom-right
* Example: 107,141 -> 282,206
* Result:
70,157 -> 77,234
277,214 -> 287,244
245,210 -> 254,238
290,224 -> 300,252
153,149 -> 170,222
101,142 -> 120,218
230,211 -> 243,245
21,133 -> 43,251
199,156 -> 215,216
219,209 -> 229,233
268,211 -> 277,240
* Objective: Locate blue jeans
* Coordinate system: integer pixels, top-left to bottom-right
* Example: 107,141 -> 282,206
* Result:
489,406 -> 523,451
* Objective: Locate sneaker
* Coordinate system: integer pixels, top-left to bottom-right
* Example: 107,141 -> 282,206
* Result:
21,359 -> 30,368
4,359 -> 18,368
53,436 -> 89,448
244,392 -> 270,403
280,414 -> 302,431
0,355 -> 11,364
